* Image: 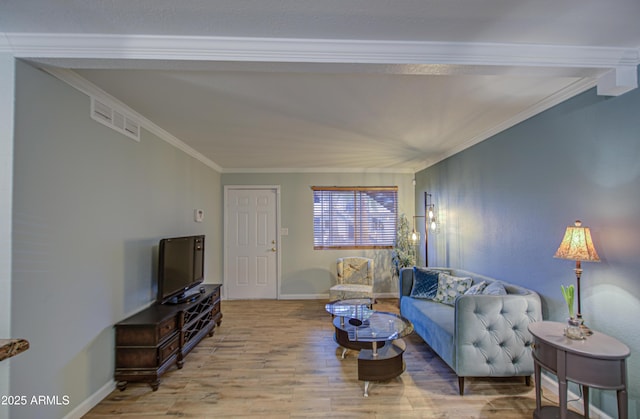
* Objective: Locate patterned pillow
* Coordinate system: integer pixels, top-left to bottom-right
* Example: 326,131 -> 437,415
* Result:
409,267 -> 440,299
464,281 -> 488,295
482,281 -> 508,295
433,273 -> 473,305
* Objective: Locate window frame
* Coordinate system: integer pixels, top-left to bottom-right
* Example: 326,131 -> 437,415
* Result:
312,186 -> 398,250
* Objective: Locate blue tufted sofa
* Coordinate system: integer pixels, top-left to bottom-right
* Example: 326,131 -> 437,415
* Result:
399,267 -> 542,395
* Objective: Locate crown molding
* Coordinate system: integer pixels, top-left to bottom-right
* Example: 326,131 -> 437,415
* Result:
4,32 -> 639,70
0,33 -> 11,52
222,167 -> 416,174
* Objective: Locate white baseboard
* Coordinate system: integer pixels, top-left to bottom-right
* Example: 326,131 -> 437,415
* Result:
278,293 -> 329,300
63,380 -> 116,419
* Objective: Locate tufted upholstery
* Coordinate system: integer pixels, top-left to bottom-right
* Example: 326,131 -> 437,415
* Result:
329,257 -> 374,301
400,267 -> 542,395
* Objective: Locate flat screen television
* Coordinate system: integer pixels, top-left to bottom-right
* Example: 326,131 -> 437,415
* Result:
157,235 -> 205,304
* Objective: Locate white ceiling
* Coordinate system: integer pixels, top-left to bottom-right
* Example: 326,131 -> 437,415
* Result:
2,0 -> 639,172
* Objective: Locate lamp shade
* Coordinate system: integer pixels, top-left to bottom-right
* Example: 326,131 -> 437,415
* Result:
553,220 -> 600,262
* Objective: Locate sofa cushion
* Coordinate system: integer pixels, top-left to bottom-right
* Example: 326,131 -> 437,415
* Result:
465,280 -> 488,295
434,273 -> 472,305
409,267 -> 440,299
483,281 -> 507,295
400,296 -> 456,369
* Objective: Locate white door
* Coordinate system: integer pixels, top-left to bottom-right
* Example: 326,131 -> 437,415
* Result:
225,187 -> 279,299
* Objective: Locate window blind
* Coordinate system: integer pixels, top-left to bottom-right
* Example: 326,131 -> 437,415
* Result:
312,186 -> 398,249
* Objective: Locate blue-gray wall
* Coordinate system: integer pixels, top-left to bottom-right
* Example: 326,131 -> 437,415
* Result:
11,60 -> 222,418
415,73 -> 640,417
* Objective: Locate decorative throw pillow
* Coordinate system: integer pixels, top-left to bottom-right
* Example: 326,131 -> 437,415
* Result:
433,273 -> 473,305
482,281 -> 508,295
464,281 -> 488,295
409,267 -> 440,299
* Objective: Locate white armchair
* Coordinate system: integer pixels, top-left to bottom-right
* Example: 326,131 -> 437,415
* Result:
329,257 -> 375,302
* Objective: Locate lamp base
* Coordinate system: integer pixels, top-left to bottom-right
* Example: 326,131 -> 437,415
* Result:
580,324 -> 593,336
576,315 -> 593,336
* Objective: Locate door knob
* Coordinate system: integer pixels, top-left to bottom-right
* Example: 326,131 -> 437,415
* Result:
271,247 -> 277,252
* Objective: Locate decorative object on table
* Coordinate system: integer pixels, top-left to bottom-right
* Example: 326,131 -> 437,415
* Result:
565,317 -> 583,340
560,284 -> 575,318
560,284 -> 583,339
392,214 -> 417,277
408,192 -> 437,266
554,220 -> 600,336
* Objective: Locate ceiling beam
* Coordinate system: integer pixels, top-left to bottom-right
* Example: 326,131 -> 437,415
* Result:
597,66 -> 638,96
3,33 -> 638,84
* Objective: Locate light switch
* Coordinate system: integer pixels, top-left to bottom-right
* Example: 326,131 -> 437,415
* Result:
194,209 -> 204,222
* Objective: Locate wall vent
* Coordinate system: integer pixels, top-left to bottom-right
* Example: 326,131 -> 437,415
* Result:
90,97 -> 140,142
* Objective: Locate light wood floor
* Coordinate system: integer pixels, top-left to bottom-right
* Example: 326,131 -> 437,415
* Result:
84,299 -> 543,418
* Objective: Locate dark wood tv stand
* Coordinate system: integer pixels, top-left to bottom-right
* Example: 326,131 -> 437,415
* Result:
114,284 -> 222,391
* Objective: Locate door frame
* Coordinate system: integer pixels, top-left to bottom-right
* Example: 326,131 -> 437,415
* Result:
223,185 -> 281,300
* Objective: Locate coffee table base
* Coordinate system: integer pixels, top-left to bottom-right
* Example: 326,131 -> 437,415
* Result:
358,339 -> 406,397
333,323 -> 386,359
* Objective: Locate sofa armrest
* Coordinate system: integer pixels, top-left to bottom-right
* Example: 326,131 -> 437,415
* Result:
399,267 -> 415,298
454,292 -> 542,377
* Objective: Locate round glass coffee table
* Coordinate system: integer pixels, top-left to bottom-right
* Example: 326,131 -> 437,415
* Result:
325,299 -> 413,396
326,299 -> 375,358
325,298 -> 373,320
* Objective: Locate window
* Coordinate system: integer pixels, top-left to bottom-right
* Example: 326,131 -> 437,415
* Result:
312,186 -> 398,249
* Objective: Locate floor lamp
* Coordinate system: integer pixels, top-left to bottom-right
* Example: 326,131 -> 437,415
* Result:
410,192 -> 437,266
553,220 -> 600,334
